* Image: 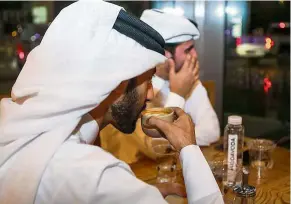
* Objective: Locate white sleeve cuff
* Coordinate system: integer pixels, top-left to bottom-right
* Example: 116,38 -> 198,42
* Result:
78,113 -> 99,144
152,75 -> 166,93
179,145 -> 222,202
164,92 -> 185,109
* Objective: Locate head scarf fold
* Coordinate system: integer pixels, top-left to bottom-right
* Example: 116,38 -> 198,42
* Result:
0,1 -> 166,203
141,9 -> 200,44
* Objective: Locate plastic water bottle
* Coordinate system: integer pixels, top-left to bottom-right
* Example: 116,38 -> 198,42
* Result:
223,115 -> 244,188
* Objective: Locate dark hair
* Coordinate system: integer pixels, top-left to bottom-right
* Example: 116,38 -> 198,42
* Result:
164,43 -> 179,57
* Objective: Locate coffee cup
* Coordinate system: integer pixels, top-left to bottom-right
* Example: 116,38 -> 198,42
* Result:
141,107 -> 174,138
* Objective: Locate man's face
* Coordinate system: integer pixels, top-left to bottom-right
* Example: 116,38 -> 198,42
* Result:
166,40 -> 197,72
110,69 -> 155,134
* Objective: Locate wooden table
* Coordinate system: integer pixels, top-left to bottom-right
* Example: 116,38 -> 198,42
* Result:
130,139 -> 290,204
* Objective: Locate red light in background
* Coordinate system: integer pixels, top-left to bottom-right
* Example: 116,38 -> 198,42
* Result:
279,22 -> 286,29
19,52 -> 25,60
264,77 -> 272,93
16,43 -> 25,60
236,38 -> 241,46
16,43 -> 24,54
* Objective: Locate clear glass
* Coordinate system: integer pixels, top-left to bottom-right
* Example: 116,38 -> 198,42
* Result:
153,143 -> 177,184
223,123 -> 244,187
208,159 -> 224,191
208,159 -> 243,200
248,139 -> 276,169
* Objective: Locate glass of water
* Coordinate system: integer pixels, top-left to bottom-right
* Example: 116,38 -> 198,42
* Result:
153,143 -> 177,183
248,139 -> 276,170
208,159 -> 224,183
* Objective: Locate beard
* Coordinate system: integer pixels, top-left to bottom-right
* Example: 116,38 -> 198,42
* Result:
111,80 -> 145,134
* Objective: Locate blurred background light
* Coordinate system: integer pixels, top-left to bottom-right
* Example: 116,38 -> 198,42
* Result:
32,6 -> 48,24
225,6 -> 239,16
215,6 -> 224,17
11,31 -> 17,37
195,3 -> 205,18
279,22 -> 286,28
18,52 -> 25,60
30,35 -> 36,41
216,6 -> 240,17
162,7 -> 184,16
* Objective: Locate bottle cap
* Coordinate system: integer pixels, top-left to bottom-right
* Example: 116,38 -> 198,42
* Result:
228,115 -> 242,125
233,185 -> 256,198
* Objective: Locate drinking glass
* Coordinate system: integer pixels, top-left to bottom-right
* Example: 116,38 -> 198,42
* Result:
208,159 -> 224,184
248,139 -> 276,170
153,143 -> 177,183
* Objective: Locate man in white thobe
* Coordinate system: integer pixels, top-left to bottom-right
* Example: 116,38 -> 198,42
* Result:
0,1 -> 223,204
100,9 -> 220,163
141,9 -> 220,146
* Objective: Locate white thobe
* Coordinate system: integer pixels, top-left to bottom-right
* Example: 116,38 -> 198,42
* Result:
152,75 -> 220,146
34,114 -> 223,204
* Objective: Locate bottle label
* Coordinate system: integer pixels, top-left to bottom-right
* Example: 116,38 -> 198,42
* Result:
227,134 -> 238,182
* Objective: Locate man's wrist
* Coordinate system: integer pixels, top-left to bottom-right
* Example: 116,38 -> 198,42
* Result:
164,92 -> 185,109
155,73 -> 168,80
179,145 -> 199,160
180,141 -> 197,151
171,80 -> 202,99
152,75 -> 167,93
171,89 -> 186,99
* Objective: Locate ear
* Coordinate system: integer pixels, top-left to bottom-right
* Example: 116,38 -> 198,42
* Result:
165,50 -> 173,59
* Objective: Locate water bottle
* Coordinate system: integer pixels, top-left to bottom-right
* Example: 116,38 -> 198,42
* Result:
223,115 -> 244,188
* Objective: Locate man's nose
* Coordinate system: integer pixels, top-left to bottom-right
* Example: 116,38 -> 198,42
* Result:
147,83 -> 154,101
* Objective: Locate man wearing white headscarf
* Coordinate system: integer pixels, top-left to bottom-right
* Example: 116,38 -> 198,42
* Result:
100,9 -> 220,163
142,9 -> 220,146
0,1 -> 223,204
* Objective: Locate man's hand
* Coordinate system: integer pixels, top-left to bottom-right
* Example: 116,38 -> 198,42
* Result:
169,55 -> 199,98
154,183 -> 187,198
148,107 -> 196,152
155,62 -> 170,80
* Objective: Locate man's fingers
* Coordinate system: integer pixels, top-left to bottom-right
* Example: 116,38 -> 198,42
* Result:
181,54 -> 191,71
155,183 -> 187,198
148,116 -> 172,135
168,59 -> 176,77
192,61 -> 199,74
170,107 -> 185,117
194,75 -> 199,81
189,55 -> 196,71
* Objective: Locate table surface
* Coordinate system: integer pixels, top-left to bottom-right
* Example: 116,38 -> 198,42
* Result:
130,138 -> 290,204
